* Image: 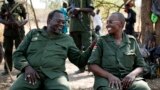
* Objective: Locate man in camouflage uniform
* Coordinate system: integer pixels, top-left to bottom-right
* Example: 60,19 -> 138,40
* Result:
0,0 -> 27,75
68,0 -> 94,73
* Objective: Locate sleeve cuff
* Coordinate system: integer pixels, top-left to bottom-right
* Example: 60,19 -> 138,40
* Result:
15,61 -> 29,72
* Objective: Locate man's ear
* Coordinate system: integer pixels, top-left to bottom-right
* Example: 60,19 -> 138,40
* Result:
119,22 -> 124,28
47,19 -> 51,24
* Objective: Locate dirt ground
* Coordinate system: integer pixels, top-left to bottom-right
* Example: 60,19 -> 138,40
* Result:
0,59 -> 160,90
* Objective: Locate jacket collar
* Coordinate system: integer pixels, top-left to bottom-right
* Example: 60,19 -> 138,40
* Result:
105,33 -> 131,44
39,27 -> 64,39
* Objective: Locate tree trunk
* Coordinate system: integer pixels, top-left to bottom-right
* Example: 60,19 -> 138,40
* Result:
141,0 -> 153,44
155,18 -> 160,45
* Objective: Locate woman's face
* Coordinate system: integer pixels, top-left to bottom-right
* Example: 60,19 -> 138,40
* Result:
106,15 -> 122,34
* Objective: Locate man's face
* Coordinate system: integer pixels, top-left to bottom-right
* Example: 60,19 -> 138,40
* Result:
48,12 -> 65,34
106,14 -> 122,34
124,6 -> 129,12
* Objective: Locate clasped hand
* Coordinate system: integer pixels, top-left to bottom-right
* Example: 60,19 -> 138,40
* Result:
108,74 -> 136,90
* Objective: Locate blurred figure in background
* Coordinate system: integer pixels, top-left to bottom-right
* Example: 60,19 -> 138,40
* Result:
68,0 -> 94,73
124,4 -> 136,36
0,0 -> 27,75
60,1 -> 69,34
91,9 -> 103,36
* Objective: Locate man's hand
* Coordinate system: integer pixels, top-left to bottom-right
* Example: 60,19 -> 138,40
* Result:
108,74 -> 122,90
18,19 -> 28,27
89,39 -> 97,49
122,74 -> 136,89
122,67 -> 143,89
25,66 -> 40,85
73,8 -> 80,15
0,18 -> 10,25
0,20 -> 18,26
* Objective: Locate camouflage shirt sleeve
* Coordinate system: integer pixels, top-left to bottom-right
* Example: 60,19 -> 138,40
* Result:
68,37 -> 92,68
88,38 -> 103,65
0,4 -> 7,18
13,30 -> 37,71
18,4 -> 27,19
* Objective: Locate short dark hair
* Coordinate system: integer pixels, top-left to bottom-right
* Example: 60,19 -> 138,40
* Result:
125,4 -> 130,7
47,10 -> 63,23
63,2 -> 68,8
112,12 -> 125,24
111,12 -> 125,27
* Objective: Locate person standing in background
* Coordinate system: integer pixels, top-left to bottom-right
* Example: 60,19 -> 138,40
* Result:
92,9 -> 103,36
68,0 -> 94,73
124,4 -> 136,36
60,1 -> 69,34
0,0 -> 27,75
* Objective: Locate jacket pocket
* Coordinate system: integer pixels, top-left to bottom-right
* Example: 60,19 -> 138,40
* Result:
46,42 -> 68,57
102,53 -> 116,67
123,52 -> 135,67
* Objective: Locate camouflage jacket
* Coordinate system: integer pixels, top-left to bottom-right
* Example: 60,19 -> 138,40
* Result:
0,2 -> 26,37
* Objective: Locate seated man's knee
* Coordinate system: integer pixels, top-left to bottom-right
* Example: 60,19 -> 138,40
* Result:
10,73 -> 40,90
10,83 -> 23,90
97,86 -> 107,90
44,75 -> 70,90
130,80 -> 151,90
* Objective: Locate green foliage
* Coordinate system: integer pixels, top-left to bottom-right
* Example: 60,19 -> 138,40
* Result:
93,0 -> 124,20
38,0 -> 126,20
48,1 -> 61,9
40,0 -> 62,9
